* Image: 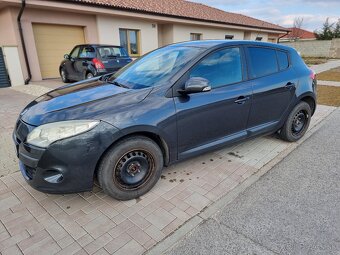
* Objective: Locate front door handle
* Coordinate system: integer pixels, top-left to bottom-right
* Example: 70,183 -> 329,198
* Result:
234,96 -> 250,104
285,82 -> 296,89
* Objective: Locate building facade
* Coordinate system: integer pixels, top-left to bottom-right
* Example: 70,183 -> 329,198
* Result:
0,0 -> 289,85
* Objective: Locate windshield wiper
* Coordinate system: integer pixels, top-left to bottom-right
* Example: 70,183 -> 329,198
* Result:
107,80 -> 129,89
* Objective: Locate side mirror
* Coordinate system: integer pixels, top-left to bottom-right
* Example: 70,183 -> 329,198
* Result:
64,54 -> 70,60
179,77 -> 211,94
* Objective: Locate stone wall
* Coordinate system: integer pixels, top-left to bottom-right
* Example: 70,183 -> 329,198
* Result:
281,40 -> 333,58
329,39 -> 340,58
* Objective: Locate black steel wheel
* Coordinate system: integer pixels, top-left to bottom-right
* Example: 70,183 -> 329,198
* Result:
113,150 -> 155,190
291,110 -> 308,137
97,136 -> 163,200
280,101 -> 311,142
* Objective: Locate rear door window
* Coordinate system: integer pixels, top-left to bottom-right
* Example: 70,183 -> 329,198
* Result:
277,50 -> 289,71
189,47 -> 243,89
247,47 -> 279,78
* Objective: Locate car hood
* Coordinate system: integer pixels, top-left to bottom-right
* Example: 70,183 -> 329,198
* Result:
20,79 -> 152,126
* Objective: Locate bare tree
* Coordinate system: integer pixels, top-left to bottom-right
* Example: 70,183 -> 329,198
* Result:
288,17 -> 304,41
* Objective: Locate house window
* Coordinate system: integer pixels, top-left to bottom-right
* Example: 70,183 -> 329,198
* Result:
225,35 -> 234,40
190,33 -> 202,41
255,36 -> 263,41
119,29 -> 141,57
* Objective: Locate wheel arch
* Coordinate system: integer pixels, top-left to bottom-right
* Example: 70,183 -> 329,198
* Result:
94,130 -> 171,180
298,93 -> 316,115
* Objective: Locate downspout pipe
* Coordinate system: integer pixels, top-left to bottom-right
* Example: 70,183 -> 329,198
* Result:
277,31 -> 290,44
17,0 -> 31,85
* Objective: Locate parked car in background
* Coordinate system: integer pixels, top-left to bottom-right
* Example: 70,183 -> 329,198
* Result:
15,40 -> 317,200
59,44 -> 133,82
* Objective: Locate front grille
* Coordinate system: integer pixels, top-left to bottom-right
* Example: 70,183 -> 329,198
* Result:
25,165 -> 36,180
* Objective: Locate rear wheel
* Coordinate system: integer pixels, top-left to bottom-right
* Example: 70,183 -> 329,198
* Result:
60,68 -> 70,83
97,136 -> 164,200
279,101 -> 311,142
86,72 -> 94,79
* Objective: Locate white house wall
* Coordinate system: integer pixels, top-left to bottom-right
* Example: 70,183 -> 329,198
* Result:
172,24 -> 245,42
96,15 -> 159,55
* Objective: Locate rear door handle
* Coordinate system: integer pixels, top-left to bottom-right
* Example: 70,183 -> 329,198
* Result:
285,82 -> 296,89
234,96 -> 250,104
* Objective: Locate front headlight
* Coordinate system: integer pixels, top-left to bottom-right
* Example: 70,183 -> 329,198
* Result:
27,120 -> 100,148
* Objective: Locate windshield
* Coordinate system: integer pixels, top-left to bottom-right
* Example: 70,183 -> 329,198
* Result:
97,47 -> 129,58
108,46 -> 205,89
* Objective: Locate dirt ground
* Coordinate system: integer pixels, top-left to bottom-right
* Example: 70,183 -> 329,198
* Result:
317,67 -> 340,82
317,85 -> 340,107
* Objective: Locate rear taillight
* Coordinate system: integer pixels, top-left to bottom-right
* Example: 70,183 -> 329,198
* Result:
93,58 -> 105,70
309,69 -> 316,80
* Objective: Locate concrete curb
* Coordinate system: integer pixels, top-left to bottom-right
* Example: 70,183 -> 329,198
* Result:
145,107 -> 337,255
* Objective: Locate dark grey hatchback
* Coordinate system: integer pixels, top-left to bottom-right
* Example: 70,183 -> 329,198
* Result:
60,44 -> 132,82
14,40 -> 317,200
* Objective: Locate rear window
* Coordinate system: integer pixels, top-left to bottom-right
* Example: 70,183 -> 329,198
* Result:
79,46 -> 96,59
277,50 -> 289,71
97,47 -> 129,59
248,47 -> 278,78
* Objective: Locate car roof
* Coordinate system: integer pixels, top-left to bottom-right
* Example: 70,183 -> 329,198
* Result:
170,40 -> 293,51
75,44 -> 123,48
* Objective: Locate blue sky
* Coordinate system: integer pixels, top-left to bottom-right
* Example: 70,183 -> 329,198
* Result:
190,0 -> 340,32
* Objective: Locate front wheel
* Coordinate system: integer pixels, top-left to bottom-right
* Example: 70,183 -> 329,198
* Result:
279,101 -> 312,142
60,68 -> 70,83
97,136 -> 164,200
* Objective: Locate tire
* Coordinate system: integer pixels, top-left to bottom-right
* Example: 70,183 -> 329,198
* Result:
279,101 -> 311,142
86,72 -> 94,79
97,136 -> 164,200
60,68 -> 70,83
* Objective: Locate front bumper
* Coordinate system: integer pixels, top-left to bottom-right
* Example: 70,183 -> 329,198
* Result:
13,120 -> 120,194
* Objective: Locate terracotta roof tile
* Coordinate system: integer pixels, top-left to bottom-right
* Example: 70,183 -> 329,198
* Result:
281,27 -> 316,39
66,0 -> 288,32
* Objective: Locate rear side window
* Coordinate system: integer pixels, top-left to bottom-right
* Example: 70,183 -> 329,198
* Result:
277,50 -> 289,70
189,47 -> 243,88
248,47 -> 278,78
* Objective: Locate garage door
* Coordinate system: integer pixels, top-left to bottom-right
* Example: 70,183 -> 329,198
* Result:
33,24 -> 85,79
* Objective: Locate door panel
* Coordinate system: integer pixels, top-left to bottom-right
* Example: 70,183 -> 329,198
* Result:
175,81 -> 252,158
33,24 -> 85,79
245,47 -> 296,130
64,46 -> 81,81
174,47 -> 252,159
247,70 -> 297,130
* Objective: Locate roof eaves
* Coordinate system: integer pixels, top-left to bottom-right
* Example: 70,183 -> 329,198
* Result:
60,0 -> 290,33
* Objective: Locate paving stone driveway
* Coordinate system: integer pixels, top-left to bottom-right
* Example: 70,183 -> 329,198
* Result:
0,86 -> 335,255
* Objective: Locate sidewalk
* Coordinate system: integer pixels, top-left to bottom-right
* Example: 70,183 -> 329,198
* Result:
0,104 -> 335,255
318,80 -> 340,87
167,108 -> 340,255
310,59 -> 340,74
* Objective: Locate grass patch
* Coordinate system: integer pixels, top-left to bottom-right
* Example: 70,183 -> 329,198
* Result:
302,57 -> 328,66
317,85 -> 340,107
317,67 -> 340,82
